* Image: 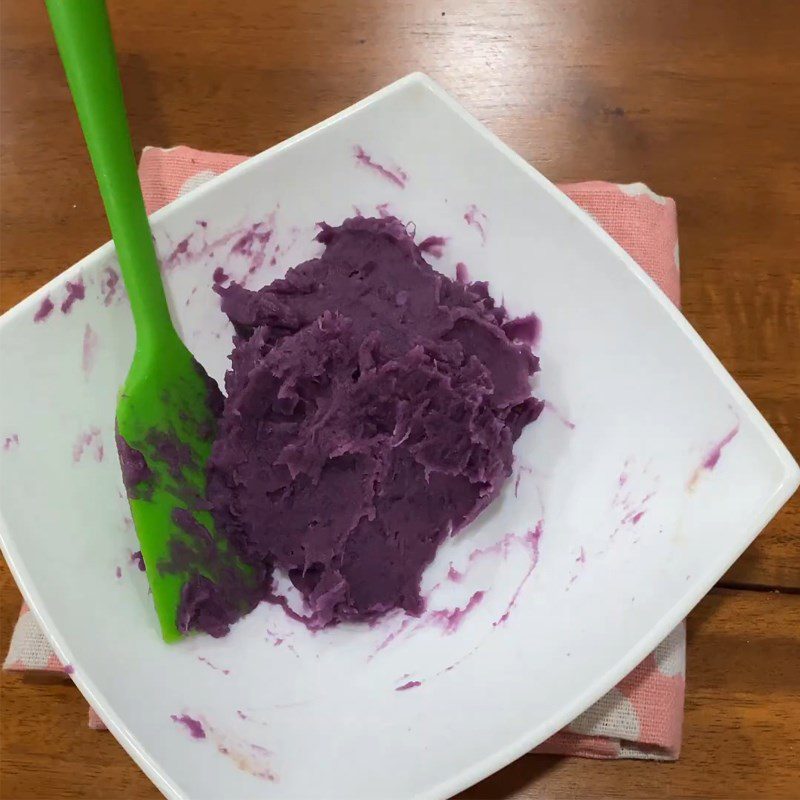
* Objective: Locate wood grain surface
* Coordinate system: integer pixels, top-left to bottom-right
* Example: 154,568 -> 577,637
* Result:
1,0 -> 798,797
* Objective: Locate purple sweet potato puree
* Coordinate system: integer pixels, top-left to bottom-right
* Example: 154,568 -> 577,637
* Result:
201,215 -> 543,632
116,427 -> 153,499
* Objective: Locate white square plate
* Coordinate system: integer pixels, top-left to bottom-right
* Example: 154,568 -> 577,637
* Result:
1,73 -> 797,799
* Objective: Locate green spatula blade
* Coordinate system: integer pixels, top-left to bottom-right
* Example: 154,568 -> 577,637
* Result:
115,338 -> 223,643
45,0 -> 253,642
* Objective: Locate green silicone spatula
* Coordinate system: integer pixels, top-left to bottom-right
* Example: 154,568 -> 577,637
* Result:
46,0 -> 254,642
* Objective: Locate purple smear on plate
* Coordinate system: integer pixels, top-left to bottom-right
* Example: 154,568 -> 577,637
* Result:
171,713 -> 206,739
82,324 -> 99,377
101,268 -> 120,306
427,591 -> 485,634
61,279 -> 86,314
463,204 -> 487,243
702,424 -> 740,470
34,297 -> 54,322
3,434 -> 20,451
543,400 -> 576,430
130,550 -> 146,571
354,146 -> 408,188
494,521 -> 542,627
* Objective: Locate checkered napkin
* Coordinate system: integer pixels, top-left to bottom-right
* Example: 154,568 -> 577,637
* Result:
4,147 -> 685,758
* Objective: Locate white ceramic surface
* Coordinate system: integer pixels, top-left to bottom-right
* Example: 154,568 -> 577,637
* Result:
0,73 -> 797,800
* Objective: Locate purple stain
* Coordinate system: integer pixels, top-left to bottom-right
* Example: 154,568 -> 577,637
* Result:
438,643 -> 482,676
73,427 -> 103,463
503,313 -> 541,348
171,713 -> 206,739
236,710 -> 248,720
395,680 -> 421,691
613,470 -> 656,530
60,279 -> 86,314
163,236 -> 192,270
115,566 -> 122,579
101,267 -> 120,306
463,204 -> 487,243
352,205 -> 363,216
198,718 -> 277,782
543,400 -> 576,430
447,564 -> 464,583
34,296 -> 54,323
375,202 -> 392,218
3,434 -> 20,451
63,664 -> 75,675
130,550 -> 146,571
232,224 -> 272,259
455,262 -> 470,283
418,235 -> 447,258
369,618 -> 412,661
576,546 -> 586,564
161,226 -> 244,277
702,423 -> 740,470
198,220 -> 208,228
353,146 -> 408,188
427,590 -> 485,634
198,656 -> 230,675
494,522 -> 542,627
228,224 -> 274,282
82,324 -> 99,377
614,489 -> 631,511
467,532 -> 515,565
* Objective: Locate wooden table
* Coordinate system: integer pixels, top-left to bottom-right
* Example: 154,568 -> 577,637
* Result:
1,1 -> 798,797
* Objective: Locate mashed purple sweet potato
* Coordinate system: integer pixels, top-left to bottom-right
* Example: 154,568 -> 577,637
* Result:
195,215 -> 543,632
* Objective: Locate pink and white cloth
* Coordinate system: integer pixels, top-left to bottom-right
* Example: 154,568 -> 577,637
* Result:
4,146 -> 686,758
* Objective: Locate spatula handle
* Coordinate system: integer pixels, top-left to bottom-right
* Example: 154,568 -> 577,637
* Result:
45,0 -> 175,354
